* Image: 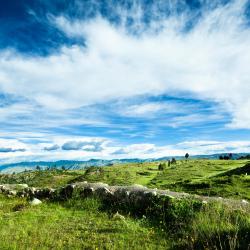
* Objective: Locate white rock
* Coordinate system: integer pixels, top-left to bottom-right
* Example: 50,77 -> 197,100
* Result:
242,199 -> 249,204
9,190 -> 17,196
151,191 -> 157,196
18,184 -> 28,188
165,194 -> 175,199
30,198 -> 42,206
113,212 -> 125,221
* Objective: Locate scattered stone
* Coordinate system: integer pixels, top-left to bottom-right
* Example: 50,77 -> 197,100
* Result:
165,195 -> 175,199
17,184 -> 28,188
113,212 -> 125,221
8,190 -> 17,196
30,198 -> 42,206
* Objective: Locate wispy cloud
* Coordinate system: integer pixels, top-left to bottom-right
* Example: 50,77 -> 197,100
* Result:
0,1 -> 250,162
0,0 -> 249,128
0,148 -> 26,153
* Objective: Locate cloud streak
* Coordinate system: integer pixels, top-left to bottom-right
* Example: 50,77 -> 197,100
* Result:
0,148 -> 26,153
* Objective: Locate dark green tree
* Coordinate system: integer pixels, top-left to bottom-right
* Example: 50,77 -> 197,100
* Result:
158,162 -> 166,171
185,153 -> 189,160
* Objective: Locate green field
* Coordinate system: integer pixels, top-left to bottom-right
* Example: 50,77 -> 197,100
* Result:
2,159 -> 249,200
0,159 -> 250,249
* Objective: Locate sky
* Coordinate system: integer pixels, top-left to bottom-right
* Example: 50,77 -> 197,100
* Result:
0,0 -> 250,163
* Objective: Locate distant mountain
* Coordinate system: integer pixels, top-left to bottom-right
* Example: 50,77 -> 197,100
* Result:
0,158 -> 146,173
1,153 -> 249,173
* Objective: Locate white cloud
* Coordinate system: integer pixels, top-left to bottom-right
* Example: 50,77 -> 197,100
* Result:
166,113 -> 224,128
44,144 -> 60,151
0,0 -> 249,129
1,0 -> 250,164
119,101 -> 190,117
176,140 -> 250,155
113,143 -> 156,155
61,140 -> 103,152
1,135 -> 250,163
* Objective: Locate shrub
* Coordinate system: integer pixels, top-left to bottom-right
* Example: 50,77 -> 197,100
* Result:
158,163 -> 166,171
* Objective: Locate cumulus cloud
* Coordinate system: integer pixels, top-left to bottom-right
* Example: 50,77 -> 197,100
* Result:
61,140 -> 103,152
62,141 -> 86,150
44,144 -> 60,151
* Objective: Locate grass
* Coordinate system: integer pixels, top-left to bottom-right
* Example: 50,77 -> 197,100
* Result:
0,195 -> 169,250
0,169 -> 79,188
0,193 -> 249,249
0,159 -> 250,249
1,160 -> 250,200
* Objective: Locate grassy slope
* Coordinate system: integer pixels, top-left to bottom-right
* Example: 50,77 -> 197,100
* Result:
0,159 -> 250,249
148,160 -> 250,200
1,159 -> 249,200
0,194 -> 249,249
71,160 -> 250,200
0,195 -> 169,250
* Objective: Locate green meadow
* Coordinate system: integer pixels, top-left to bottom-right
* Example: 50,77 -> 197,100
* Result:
0,159 -> 250,249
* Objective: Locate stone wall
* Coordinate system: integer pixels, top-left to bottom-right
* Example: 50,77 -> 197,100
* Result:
0,182 -> 248,210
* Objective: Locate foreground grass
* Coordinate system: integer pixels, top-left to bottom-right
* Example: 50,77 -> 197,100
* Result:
0,193 -> 249,249
0,195 -> 169,250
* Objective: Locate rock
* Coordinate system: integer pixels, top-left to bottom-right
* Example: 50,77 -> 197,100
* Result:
131,184 -> 146,190
83,187 -> 94,197
151,191 -> 157,196
17,184 -> 28,188
113,212 -> 125,221
58,185 -> 75,200
96,187 -> 113,197
242,199 -> 249,204
165,194 -> 175,199
8,190 -> 17,196
30,198 -> 42,206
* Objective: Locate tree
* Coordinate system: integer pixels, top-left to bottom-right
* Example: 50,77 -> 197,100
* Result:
185,153 -> 189,160
36,165 -> 41,171
171,158 -> 176,164
228,153 -> 233,159
158,162 -> 166,171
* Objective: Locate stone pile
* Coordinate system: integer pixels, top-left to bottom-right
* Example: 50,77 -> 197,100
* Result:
0,182 -> 249,209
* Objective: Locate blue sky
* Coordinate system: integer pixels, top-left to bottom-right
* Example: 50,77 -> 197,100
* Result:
0,0 -> 250,162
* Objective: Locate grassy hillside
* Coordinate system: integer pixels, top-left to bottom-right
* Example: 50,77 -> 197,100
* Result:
0,159 -> 250,249
1,159 -> 249,200
0,195 -> 170,249
0,193 -> 249,249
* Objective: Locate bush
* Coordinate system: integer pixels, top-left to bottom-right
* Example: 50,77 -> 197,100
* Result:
158,163 -> 166,171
